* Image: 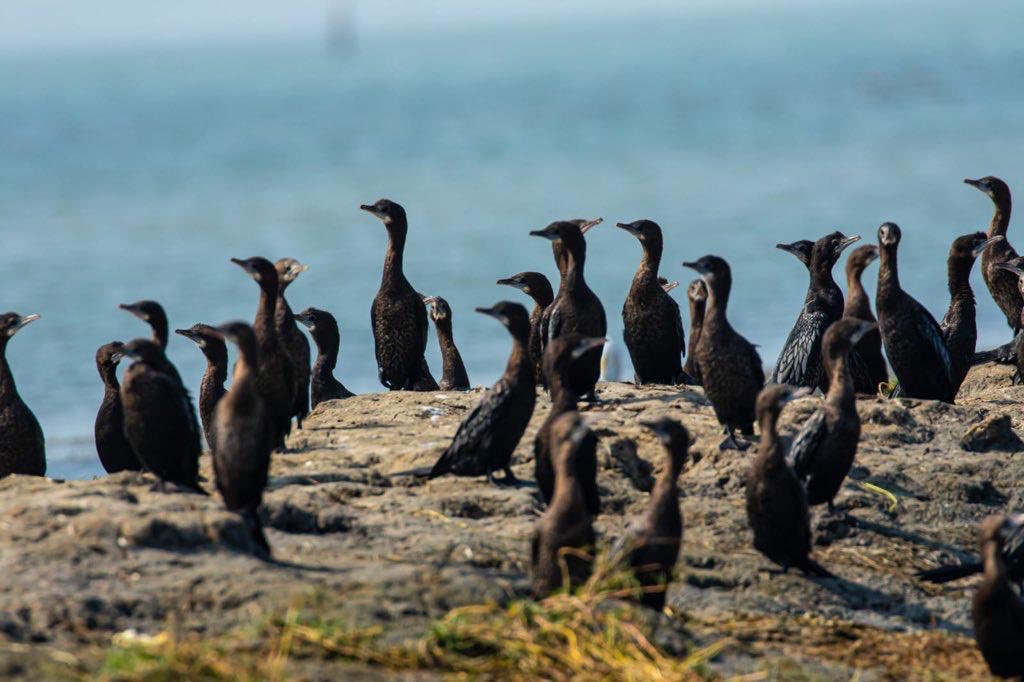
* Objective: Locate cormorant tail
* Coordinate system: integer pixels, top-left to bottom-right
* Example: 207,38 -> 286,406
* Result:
915,561 -> 982,583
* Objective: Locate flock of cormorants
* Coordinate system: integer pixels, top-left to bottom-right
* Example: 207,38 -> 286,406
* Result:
0,177 -> 1022,676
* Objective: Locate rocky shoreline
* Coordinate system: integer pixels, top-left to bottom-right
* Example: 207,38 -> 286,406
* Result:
1,362 -> 1022,679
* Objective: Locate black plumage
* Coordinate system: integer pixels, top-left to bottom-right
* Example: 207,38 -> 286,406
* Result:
175,324 -> 229,451
682,279 -> 707,386
0,313 -> 45,477
423,295 -> 470,390
119,338 -> 202,492
120,300 -> 183,385
994,261 -> 1024,384
94,341 -> 141,474
874,223 -> 955,403
532,220 -> 607,400
496,271 -> 554,387
531,412 -> 596,598
788,319 -> 874,509
618,219 -> 687,386
745,384 -> 831,577
770,231 -> 860,389
972,514 -> 1024,679
361,199 -> 438,391
294,308 -> 355,406
941,233 -> 1003,395
275,258 -> 312,428
534,334 -> 605,515
917,513 -> 1024,584
843,245 -> 888,390
232,256 -> 297,448
428,302 -> 535,484
966,177 -> 1021,343
682,256 -> 764,450
210,322 -> 274,557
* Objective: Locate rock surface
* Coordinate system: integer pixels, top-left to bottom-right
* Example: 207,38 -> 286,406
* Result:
1,363 -> 1022,678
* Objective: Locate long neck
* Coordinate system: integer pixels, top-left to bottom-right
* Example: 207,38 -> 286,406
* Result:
564,243 -> 587,293
203,352 -> 228,388
878,244 -> 900,296
530,287 -> 554,310
255,282 -> 278,349
988,196 -> 1011,237
704,277 -> 731,329
382,224 -> 407,286
845,267 -> 872,319
503,332 -> 531,382
824,350 -> 855,409
651,456 -> 682,503
947,257 -> 975,300
689,298 -> 705,330
315,330 -> 340,372
548,369 -> 578,414
232,349 -> 259,390
811,259 -> 840,296
635,239 -> 662,287
98,363 -> 120,391
152,319 -> 168,351
756,410 -> 782,463
552,453 -> 581,497
0,343 -> 15,402
982,540 -> 1007,584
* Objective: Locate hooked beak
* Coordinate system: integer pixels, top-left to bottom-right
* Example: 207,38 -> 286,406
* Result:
775,242 -> 802,255
661,280 -> 680,293
529,228 -> 558,241
422,295 -> 439,306
360,204 -> 385,219
174,328 -> 198,341
475,306 -> 508,325
838,235 -> 862,252
287,262 -> 309,279
230,257 -> 257,274
616,222 -> 642,236
571,337 -> 607,361
973,235 -> 1004,257
119,303 -> 146,320
850,321 -> 877,345
579,217 -> 603,234
496,277 -> 525,290
996,262 -> 1024,278
964,178 -> 984,190
11,314 -> 40,334
682,261 -> 709,276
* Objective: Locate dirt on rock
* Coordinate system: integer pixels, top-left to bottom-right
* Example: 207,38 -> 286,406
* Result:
1,363 -> 1022,679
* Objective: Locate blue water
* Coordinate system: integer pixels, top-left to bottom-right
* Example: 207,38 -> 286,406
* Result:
2,1 -> 1023,478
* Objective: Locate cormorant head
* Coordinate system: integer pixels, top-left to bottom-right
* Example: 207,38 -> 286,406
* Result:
755,384 -> 811,422
0,312 -> 40,340
231,256 -> 278,288
877,222 -> 901,248
95,340 -> 125,369
360,199 -> 407,227
119,300 -> 165,325
529,221 -> 582,243
816,231 -> 861,265
845,244 -> 879,277
215,321 -> 257,348
422,295 -> 452,323
294,307 -> 332,333
687,279 -> 708,304
541,334 -> 606,388
964,176 -> 1011,206
475,301 -> 530,337
175,323 -> 222,351
275,258 -> 309,290
951,232 -> 1003,260
659,277 -> 680,293
640,416 -> 690,469
294,307 -> 340,351
119,338 -> 166,365
682,255 -> 730,285
497,271 -> 546,297
775,240 -> 814,268
615,219 -> 662,245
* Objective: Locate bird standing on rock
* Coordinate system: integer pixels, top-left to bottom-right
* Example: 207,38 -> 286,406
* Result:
274,258 -> 312,428
294,308 -> 355,406
683,255 -> 764,450
0,313 -> 45,478
423,295 -> 470,391
497,271 -> 554,387
972,514 -> 1024,679
843,245 -> 888,390
618,219 -> 688,386
120,300 -> 183,385
175,324 -> 229,451
745,384 -> 831,577
94,341 -> 141,474
361,199 -> 438,391
682,279 -> 707,386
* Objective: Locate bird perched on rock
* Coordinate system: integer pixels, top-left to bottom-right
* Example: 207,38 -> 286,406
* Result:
175,324 -> 229,451
0,313 -> 45,478
497,271 -> 554,387
423,295 -> 470,391
294,308 -> 355,406
274,258 -> 312,428
843,245 -> 888,390
94,341 -> 141,474
682,280 -> 707,385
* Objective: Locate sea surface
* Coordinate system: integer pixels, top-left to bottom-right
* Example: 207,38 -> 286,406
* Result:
2,1 -> 1024,478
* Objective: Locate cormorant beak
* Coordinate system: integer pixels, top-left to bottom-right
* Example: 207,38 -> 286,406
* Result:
496,277 -> 526,291
110,352 -> 124,364
287,262 -> 309,279
579,218 -> 603,234
972,235 -> 1004,257
360,204 -> 386,220
529,228 -> 559,241
615,222 -> 642,236
964,178 -> 983,190
10,314 -> 40,335
119,303 -> 147,321
230,257 -> 257,274
295,316 -> 315,330
174,328 -> 197,341
996,262 -> 1024,278
422,295 -> 439,307
475,307 -> 509,325
838,235 -> 862,252
661,280 -> 680,293
850,321 -> 877,345
682,261 -> 709,275
570,337 -> 607,361
775,242 -> 800,255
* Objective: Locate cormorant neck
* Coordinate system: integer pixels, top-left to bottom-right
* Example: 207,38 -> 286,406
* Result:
689,298 -> 705,328
255,280 -> 279,348
205,353 -> 229,386
947,257 -> 975,299
0,345 -> 17,401
756,411 -> 781,458
383,224 -> 407,284
988,195 -> 1011,237
232,346 -> 259,386
878,244 -> 900,292
637,238 -> 662,285
704,277 -> 731,326
503,333 -> 532,383
564,243 -> 587,293
530,283 -> 554,309
811,260 -> 839,292
824,351 -> 855,406
315,332 -> 340,371
846,267 -> 868,311
98,364 -> 120,389
982,540 -> 1007,584
151,319 -> 169,352
548,373 -> 578,414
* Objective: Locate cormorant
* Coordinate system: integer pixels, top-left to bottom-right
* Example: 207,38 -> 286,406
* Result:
274,258 -> 311,428
496,271 -> 554,387
618,219 -> 687,386
770,231 -> 860,390
874,223 -> 955,402
682,279 -> 707,386
534,334 -> 605,515
745,384 -> 831,577
294,308 -> 355,406
995,261 -> 1024,384
0,313 -> 45,477
120,300 -> 182,384
531,221 -> 607,400
119,338 -> 202,492
210,322 -> 274,557
775,239 -> 815,270
428,302 -> 535,484
682,256 -> 764,450
175,324 -> 229,450
972,514 -> 1024,679
917,513 -> 1024,584
231,256 -> 297,448
843,245 -> 888,390
941,233 -> 1003,394
788,319 -> 875,510
94,341 -> 141,473
531,412 -> 596,598
360,199 -> 438,391
423,295 -> 470,390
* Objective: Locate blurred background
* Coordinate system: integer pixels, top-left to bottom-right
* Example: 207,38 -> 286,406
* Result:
2,0 -> 1023,478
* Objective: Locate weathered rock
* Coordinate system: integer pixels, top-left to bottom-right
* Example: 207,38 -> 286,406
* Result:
960,413 -> 1023,452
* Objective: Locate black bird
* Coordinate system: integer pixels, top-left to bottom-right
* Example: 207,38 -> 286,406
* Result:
360,199 -> 438,391
94,341 -> 141,474
120,300 -> 183,385
210,322 -> 274,557
682,280 -> 707,385
941,233 -> 1003,395
613,417 -> 687,612
788,319 -> 874,511
496,271 -> 554,386
682,256 -> 764,450
843,245 -> 888,390
965,176 -> 1021,362
770,231 -> 861,390
175,324 -> 229,450
232,256 -> 297,448
0,313 -> 45,477
917,513 -> 1024,584
549,218 -> 603,310
119,338 -> 202,492
275,258 -> 312,429
423,295 -> 470,390
745,384 -> 831,577
972,514 -> 1024,680
995,261 -> 1024,384
874,223 -> 955,403
531,412 -> 597,598
534,335 -> 605,515
532,221 -> 607,400
428,302 -> 535,485
617,219 -> 687,386
294,308 -> 355,406
775,239 -> 815,270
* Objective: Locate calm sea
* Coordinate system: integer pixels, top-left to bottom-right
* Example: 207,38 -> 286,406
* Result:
2,1 -> 1023,478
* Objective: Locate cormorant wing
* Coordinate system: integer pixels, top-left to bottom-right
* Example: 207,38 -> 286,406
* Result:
788,408 -> 826,481
430,378 -> 512,477
539,304 -> 553,353
769,308 -> 829,387
667,295 -> 686,357
848,349 -> 876,394
911,299 -> 954,384
548,306 -> 564,344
